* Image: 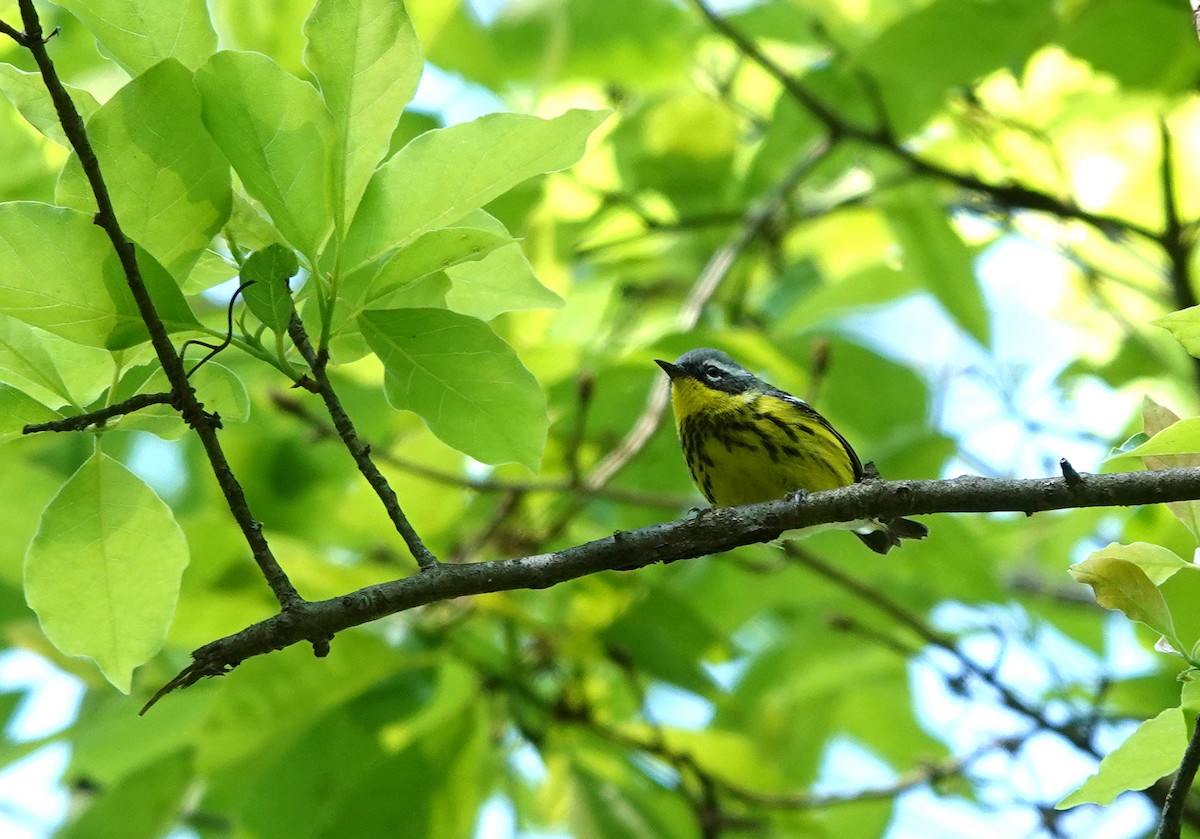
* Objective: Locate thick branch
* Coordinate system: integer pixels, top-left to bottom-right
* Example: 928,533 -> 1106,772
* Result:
285,312 -> 439,570
1156,713 -> 1200,839
22,392 -> 172,433
11,0 -> 300,610
687,0 -> 1160,243
145,465 -> 1200,710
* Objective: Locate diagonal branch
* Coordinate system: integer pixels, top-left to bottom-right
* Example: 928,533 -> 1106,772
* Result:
686,0 -> 1160,243
7,0 -> 300,611
284,311 -> 439,570
787,543 -> 1200,827
143,465 -> 1200,711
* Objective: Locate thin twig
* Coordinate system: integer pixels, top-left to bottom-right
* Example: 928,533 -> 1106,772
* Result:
271,391 -> 694,510
9,0 -> 300,610
585,139 -> 831,491
284,311 -> 439,570
1156,713 -> 1200,839
783,543 -> 1200,826
687,0 -> 1160,244
22,392 -> 172,434
1157,116 -> 1200,393
0,18 -> 26,43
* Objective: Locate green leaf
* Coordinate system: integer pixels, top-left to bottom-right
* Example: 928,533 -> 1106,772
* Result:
195,51 -> 333,258
1058,707 -> 1188,808
59,751 -> 191,839
0,203 -> 199,349
344,109 -> 609,270
358,308 -> 548,469
881,185 -> 990,345
1068,555 -> 1177,641
24,451 -> 190,692
0,315 -> 114,409
303,0 -> 423,230
1108,417 -> 1200,462
57,59 -> 231,278
1084,543 -> 1192,586
1155,307 -> 1200,357
331,224 -> 512,349
1141,396 -> 1200,538
441,210 -> 562,320
241,244 -> 299,333
0,63 -> 100,147
69,687 -> 210,788
857,0 -> 1052,134
0,385 -> 60,441
1160,570 -> 1200,661
53,0 -> 218,75
196,636 -> 405,774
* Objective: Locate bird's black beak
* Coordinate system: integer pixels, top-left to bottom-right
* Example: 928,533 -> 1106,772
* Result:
655,359 -> 684,380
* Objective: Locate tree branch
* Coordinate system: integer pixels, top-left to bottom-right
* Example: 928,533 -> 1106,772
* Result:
584,139 -> 831,491
144,465 -> 1200,711
686,0 -> 1160,243
270,391 -> 693,510
787,543 -> 1200,827
284,311 -> 439,570
1157,116 -> 1200,393
10,0 -> 300,611
22,392 -> 172,434
1156,713 -> 1200,839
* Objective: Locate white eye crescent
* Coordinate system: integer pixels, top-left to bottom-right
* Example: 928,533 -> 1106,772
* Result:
703,364 -> 722,381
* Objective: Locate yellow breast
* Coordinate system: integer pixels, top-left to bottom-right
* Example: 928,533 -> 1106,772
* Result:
670,381 -> 856,506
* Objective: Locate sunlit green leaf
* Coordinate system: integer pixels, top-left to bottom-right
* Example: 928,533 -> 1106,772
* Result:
25,450 -> 190,692
344,109 -> 608,270
57,59 -> 232,278
1141,396 -> 1200,539
358,308 -> 548,469
331,224 -> 512,348
881,184 -> 990,345
1084,542 -> 1192,586
303,0 -> 423,230
1058,707 -> 1188,808
195,51 -> 333,258
442,210 -> 562,320
54,0 -> 218,75
1068,555 -> 1177,641
241,244 -> 299,334
0,64 -> 100,147
0,203 -> 198,348
1109,417 -> 1200,462
0,315 -> 114,409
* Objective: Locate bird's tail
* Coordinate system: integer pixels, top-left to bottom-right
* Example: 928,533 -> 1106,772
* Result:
854,517 -> 929,555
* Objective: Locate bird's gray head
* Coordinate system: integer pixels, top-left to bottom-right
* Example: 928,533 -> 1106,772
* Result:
654,348 -> 760,394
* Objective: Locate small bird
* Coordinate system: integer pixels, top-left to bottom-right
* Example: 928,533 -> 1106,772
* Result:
655,348 -> 927,554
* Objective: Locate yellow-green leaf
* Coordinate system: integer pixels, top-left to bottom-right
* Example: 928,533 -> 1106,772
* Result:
25,451 -> 189,692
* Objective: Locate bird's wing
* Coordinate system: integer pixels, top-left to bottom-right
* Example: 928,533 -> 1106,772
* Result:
769,389 -> 865,482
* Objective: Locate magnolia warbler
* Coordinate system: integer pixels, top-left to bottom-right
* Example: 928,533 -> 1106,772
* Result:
656,348 -> 927,554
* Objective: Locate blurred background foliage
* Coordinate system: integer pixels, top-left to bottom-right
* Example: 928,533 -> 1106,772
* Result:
1,0 -> 1200,837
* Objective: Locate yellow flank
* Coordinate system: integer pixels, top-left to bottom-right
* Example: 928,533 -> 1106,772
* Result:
669,378 -> 855,506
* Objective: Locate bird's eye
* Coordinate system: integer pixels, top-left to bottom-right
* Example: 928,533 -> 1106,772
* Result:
702,364 -> 722,381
